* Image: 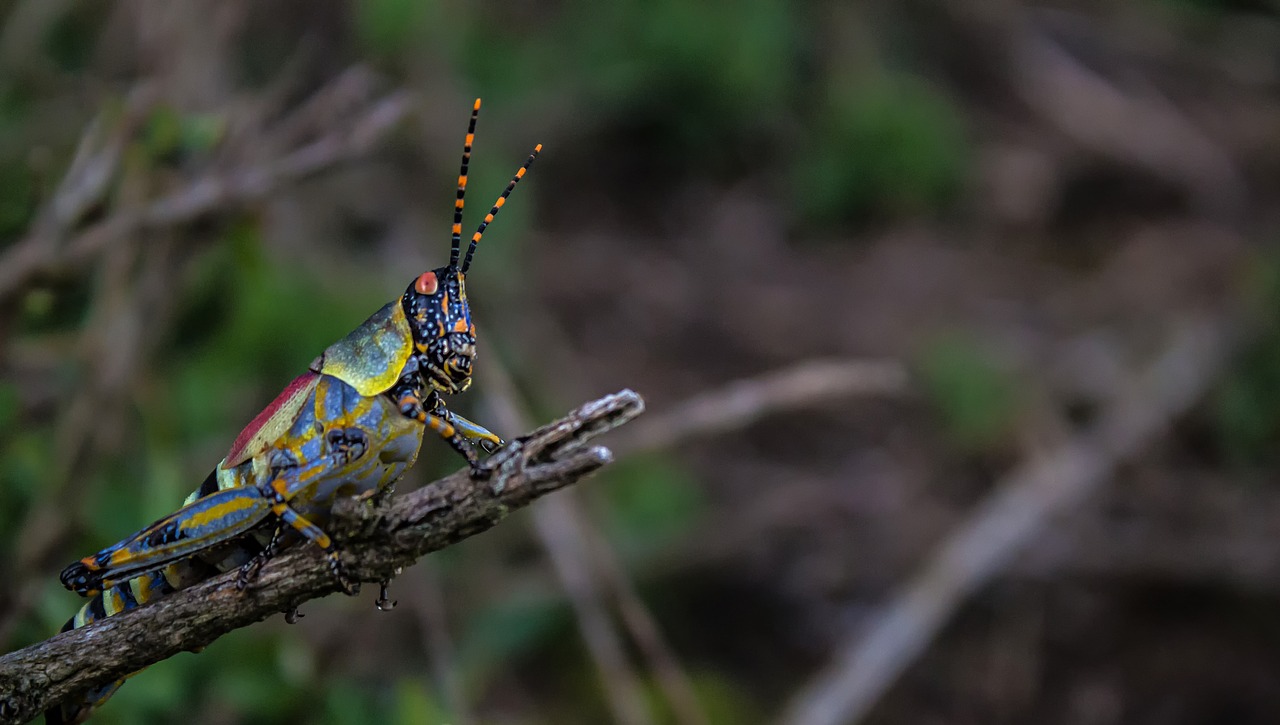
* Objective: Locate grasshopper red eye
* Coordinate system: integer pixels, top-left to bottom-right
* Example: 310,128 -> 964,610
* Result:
415,271 -> 438,295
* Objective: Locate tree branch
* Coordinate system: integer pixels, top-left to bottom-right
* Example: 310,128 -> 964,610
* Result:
0,389 -> 645,724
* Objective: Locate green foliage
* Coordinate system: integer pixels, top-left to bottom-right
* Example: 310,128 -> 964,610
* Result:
0,428 -> 45,553
16,281 -> 92,335
0,381 -> 18,430
570,0 -> 795,111
142,107 -> 225,162
199,629 -> 302,720
0,161 -> 37,242
393,679 -> 451,725
917,334 -> 1021,452
356,0 -> 436,56
1215,357 -> 1280,465
43,7 -> 104,72
428,0 -> 796,176
165,222 -> 384,440
458,592 -> 570,684
799,76 -> 969,225
680,672 -> 766,725
321,681 -> 383,725
1213,256 -> 1280,465
599,455 -> 705,561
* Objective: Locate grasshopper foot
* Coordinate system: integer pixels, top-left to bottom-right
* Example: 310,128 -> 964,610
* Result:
328,550 -> 361,595
376,579 -> 398,611
284,607 -> 305,624
236,525 -> 284,591
236,558 -> 265,591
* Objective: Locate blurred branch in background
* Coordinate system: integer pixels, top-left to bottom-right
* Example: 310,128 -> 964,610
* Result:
403,561 -> 475,725
0,390 -> 642,724
0,71 -> 412,303
782,316 -> 1237,725
1008,17 -> 1245,220
614,359 -> 909,457
0,67 -> 414,645
479,352 -> 910,725
0,0 -> 1276,721
481,357 -> 667,725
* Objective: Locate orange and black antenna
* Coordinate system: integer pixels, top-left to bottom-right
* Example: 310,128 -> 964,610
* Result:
450,98 -> 482,268
460,142 -> 542,273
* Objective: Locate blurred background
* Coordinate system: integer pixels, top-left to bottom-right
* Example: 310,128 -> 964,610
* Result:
1,0 -> 1279,723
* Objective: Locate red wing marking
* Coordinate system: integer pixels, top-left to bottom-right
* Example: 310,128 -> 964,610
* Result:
222,371 -> 319,469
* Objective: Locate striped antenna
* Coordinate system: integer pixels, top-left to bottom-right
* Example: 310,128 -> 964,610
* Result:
450,98 -> 482,267
460,143 -> 542,273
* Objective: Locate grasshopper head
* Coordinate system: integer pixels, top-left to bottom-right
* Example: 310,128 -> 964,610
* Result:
402,98 -> 540,396
404,265 -> 475,394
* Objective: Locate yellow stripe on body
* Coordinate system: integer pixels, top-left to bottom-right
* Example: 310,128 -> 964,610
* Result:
183,492 -> 263,530
102,588 -> 126,616
161,563 -> 183,589
129,575 -> 155,605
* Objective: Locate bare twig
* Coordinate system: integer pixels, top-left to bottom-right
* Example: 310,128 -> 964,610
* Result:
538,495 -> 656,725
613,359 -> 908,456
781,317 -> 1233,725
404,562 -> 475,725
0,390 -> 644,725
583,520 -> 709,725
480,361 -> 658,725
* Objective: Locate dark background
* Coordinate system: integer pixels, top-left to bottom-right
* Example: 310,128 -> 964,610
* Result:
1,1 -> 1279,723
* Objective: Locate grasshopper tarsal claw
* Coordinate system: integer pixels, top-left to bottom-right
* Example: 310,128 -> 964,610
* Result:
284,607 -> 305,624
327,551 -> 361,596
236,558 -> 263,591
237,525 -> 286,591
376,579 -> 398,611
49,98 -> 542,724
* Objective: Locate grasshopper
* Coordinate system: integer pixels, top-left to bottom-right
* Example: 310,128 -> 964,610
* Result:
47,99 -> 540,725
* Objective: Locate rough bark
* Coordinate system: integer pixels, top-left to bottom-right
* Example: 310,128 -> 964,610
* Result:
0,389 -> 644,724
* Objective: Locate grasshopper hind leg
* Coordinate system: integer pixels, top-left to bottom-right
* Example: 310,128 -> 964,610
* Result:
235,524 -> 286,590
263,491 -> 360,595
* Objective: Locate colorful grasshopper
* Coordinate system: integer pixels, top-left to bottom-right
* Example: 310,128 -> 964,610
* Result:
46,99 -> 540,725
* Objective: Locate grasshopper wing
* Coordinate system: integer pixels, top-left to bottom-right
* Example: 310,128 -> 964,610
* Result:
222,371 -> 321,470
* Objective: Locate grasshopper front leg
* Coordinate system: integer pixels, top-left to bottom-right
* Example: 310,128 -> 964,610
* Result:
440,404 -> 504,453
390,387 -> 498,478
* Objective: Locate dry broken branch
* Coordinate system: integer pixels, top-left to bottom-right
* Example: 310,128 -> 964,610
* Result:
0,389 -> 644,725
781,317 -> 1234,725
